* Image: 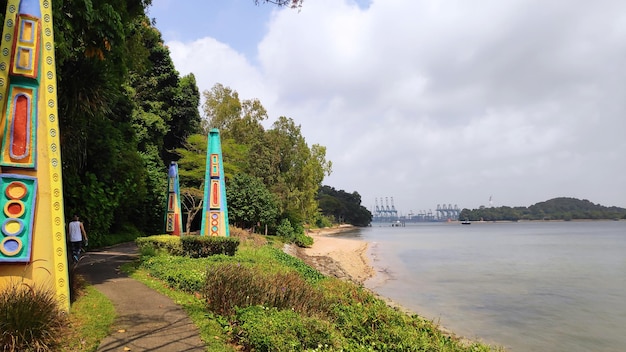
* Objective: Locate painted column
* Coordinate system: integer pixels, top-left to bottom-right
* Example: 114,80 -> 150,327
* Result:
0,0 -> 69,311
200,128 -> 229,237
165,161 -> 183,236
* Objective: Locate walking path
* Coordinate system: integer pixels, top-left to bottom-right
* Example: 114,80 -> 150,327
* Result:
76,242 -> 206,352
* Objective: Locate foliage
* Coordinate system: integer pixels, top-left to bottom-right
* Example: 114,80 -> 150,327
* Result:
254,0 -> 304,9
276,218 -> 313,248
203,263 -> 325,317
233,306 -> 345,351
136,234 -> 183,255
227,173 -> 279,231
181,236 -> 240,257
133,231 -> 500,351
195,83 -> 332,231
460,197 -> 626,221
317,185 -> 373,226
0,282 -> 68,352
140,255 -> 208,292
269,248 -> 326,284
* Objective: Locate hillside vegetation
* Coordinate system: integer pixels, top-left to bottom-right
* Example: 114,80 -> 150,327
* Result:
460,197 -> 626,221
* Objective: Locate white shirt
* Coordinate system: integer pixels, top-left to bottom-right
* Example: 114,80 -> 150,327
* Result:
69,221 -> 83,242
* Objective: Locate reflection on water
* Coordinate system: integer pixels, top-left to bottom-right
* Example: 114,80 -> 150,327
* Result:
343,221 -> 626,352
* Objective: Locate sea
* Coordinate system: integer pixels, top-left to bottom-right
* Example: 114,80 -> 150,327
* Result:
337,221 -> 626,352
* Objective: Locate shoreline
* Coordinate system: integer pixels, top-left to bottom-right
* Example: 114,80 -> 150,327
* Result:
287,224 -> 478,347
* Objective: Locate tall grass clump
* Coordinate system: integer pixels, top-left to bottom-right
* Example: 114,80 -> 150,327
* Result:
203,263 -> 325,316
0,281 -> 68,352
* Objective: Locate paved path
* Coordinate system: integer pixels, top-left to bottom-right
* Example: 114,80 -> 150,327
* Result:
76,242 -> 206,352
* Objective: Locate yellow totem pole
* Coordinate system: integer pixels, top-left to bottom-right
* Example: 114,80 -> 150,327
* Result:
0,0 -> 69,311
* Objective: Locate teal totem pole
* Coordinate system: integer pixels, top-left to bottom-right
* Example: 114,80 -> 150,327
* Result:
164,161 -> 183,236
200,129 -> 229,237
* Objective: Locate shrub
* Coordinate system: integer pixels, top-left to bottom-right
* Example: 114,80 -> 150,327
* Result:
203,263 -> 325,316
0,281 -> 68,352
181,236 -> 240,257
276,218 -> 296,242
314,214 -> 334,229
277,219 -> 313,248
136,234 -> 183,255
270,248 -> 326,284
294,232 -> 314,247
140,255 -> 208,293
233,306 -> 345,352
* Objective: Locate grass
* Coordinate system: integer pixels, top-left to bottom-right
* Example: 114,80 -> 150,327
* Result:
61,285 -> 116,352
128,233 -> 504,351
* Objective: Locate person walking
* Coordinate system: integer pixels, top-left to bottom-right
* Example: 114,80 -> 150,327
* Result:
69,214 -> 88,263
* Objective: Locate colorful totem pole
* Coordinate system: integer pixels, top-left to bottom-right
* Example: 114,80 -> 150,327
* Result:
0,0 -> 69,310
165,161 -> 183,236
200,129 -> 229,237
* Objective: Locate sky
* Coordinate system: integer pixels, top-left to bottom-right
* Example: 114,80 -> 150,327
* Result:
147,0 -> 626,215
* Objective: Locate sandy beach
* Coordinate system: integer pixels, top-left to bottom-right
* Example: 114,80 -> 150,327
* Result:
288,225 -> 374,284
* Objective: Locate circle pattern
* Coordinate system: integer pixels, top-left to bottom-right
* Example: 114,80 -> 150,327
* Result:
0,237 -> 22,256
5,181 -> 27,199
2,218 -> 24,236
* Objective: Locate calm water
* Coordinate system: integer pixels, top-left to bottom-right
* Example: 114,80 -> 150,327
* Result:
341,221 -> 626,352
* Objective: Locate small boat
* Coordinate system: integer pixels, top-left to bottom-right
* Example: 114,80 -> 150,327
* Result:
461,219 -> 471,225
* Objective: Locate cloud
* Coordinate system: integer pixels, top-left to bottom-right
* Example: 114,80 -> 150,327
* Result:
166,0 -> 626,211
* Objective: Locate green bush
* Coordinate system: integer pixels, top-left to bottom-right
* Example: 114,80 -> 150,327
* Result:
136,234 -> 183,255
314,214 -> 334,229
181,236 -> 240,257
277,219 -> 313,248
270,248 -> 326,284
140,255 -> 208,293
294,232 -> 314,247
234,306 -> 344,352
0,282 -> 68,352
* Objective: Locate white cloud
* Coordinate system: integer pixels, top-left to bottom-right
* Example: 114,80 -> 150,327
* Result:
165,0 -> 626,211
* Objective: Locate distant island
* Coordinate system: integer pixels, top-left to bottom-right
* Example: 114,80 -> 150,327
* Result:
460,197 -> 626,221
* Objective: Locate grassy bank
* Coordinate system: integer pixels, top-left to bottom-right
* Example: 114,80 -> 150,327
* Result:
125,231 -> 501,351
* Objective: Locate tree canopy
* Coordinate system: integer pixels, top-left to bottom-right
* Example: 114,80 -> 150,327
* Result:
177,83 -> 333,233
460,197 -> 626,221
317,186 -> 373,227
0,0 -> 363,243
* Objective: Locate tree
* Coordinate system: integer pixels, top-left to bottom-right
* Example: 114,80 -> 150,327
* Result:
227,174 -> 278,233
317,186 -> 372,227
181,187 -> 204,235
265,117 -> 331,222
254,0 -> 303,8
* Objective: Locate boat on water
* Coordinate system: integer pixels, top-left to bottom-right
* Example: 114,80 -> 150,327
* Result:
461,219 -> 471,225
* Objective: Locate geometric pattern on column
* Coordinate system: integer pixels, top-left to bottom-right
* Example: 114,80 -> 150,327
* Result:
0,174 -> 36,262
200,128 -> 230,237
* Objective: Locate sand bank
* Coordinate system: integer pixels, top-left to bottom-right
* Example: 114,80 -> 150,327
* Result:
286,225 -> 374,284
